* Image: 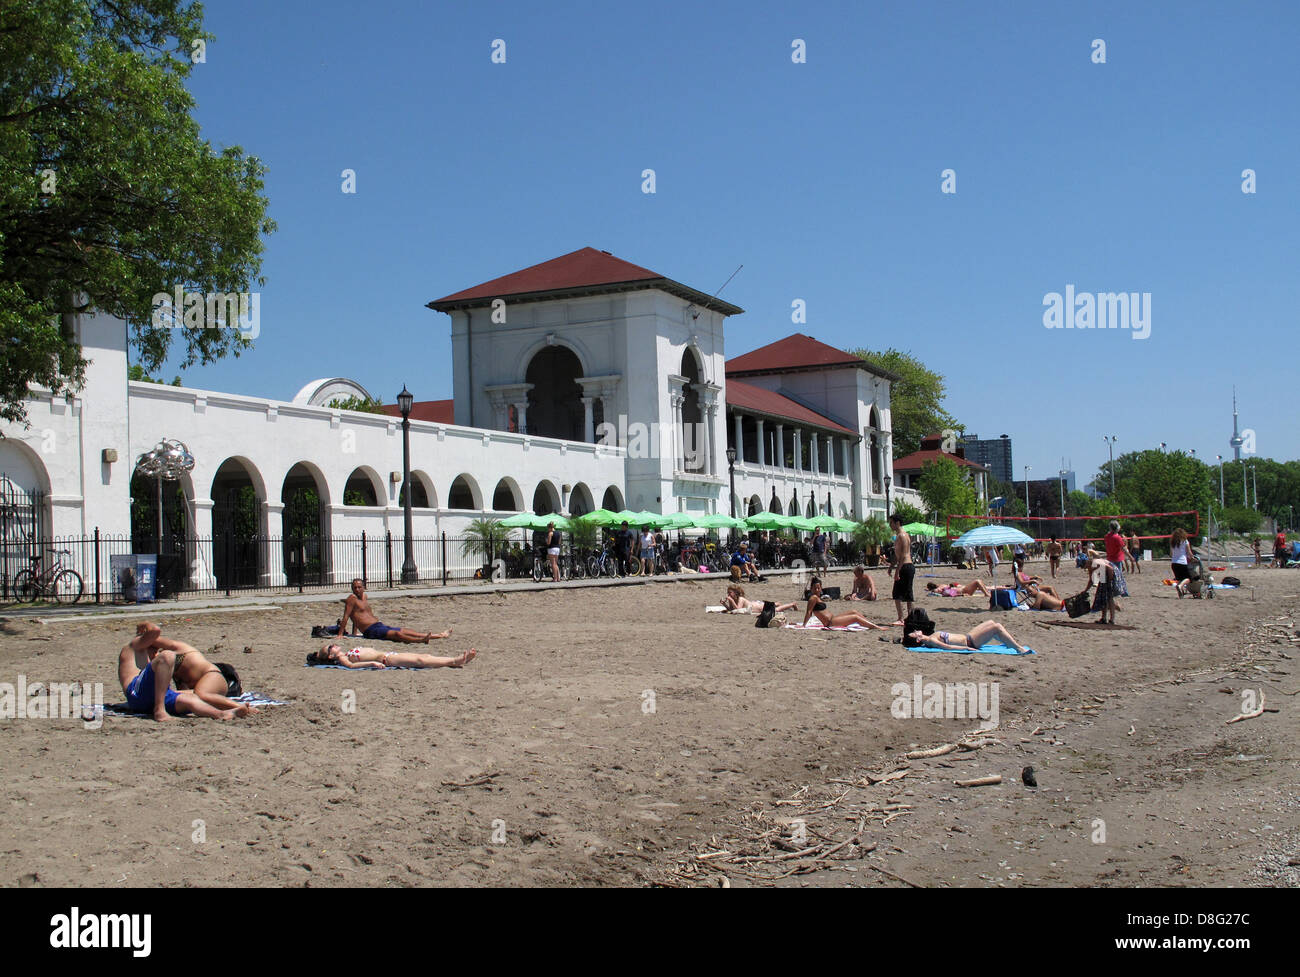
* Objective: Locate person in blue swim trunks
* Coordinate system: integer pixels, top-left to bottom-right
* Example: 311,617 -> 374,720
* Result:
339,579 -> 451,643
117,623 -> 255,721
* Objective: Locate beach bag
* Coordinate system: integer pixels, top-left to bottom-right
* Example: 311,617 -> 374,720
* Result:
901,609 -> 935,647
215,663 -> 242,697
1222,576 -> 1241,587
1065,592 -> 1091,618
990,589 -> 1019,611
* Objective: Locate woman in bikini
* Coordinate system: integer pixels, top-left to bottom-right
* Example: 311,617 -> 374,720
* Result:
802,577 -> 889,630
925,580 -> 992,598
310,643 -> 477,669
907,620 -> 1030,654
132,622 -> 256,714
722,585 -> 798,614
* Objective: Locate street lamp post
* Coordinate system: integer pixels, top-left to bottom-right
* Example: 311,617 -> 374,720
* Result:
884,475 -> 892,518
1058,469 -> 1067,518
1024,465 -> 1031,517
1251,464 -> 1258,509
1103,436 -> 1118,494
726,447 -> 737,548
397,385 -> 417,583
1216,455 -> 1224,508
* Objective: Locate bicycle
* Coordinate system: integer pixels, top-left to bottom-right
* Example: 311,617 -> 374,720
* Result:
587,545 -> 625,578
12,549 -> 84,604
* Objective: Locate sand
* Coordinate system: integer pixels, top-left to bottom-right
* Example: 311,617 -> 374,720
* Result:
1,561 -> 1296,888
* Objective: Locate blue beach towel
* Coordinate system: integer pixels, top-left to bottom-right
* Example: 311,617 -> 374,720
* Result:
305,663 -> 423,671
97,690 -> 286,717
909,642 -> 1034,656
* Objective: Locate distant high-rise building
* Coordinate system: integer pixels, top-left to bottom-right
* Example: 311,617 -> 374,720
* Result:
959,433 -> 1013,485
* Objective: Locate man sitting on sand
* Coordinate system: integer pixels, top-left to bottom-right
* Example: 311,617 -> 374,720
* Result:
845,565 -> 877,601
118,623 -> 257,721
308,644 -> 476,670
730,542 -> 760,582
339,578 -> 451,643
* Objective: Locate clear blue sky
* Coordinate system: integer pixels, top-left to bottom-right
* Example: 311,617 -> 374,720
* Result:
161,0 -> 1299,485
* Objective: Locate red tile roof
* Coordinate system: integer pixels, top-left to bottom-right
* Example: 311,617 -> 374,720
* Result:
428,247 -> 744,315
725,378 -> 856,435
380,399 -> 455,424
726,334 -> 897,379
892,449 -> 989,472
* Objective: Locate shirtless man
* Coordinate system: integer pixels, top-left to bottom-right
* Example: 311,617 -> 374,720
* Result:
1127,530 -> 1142,574
845,565 -> 877,601
118,623 -> 255,721
339,578 -> 450,643
1022,582 -> 1066,610
889,514 -> 914,625
1046,535 -> 1063,579
130,621 -> 256,713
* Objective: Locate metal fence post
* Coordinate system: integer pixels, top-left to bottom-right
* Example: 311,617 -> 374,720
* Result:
386,530 -> 393,589
361,530 -> 368,584
441,532 -> 447,586
224,526 -> 232,597
94,527 -> 101,604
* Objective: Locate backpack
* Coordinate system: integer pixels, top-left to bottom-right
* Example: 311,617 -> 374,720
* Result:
214,662 -> 242,697
901,609 -> 936,647
1222,576 -> 1241,587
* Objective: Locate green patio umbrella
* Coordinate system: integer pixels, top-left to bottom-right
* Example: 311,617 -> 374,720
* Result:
810,514 -> 840,529
698,513 -> 747,530
902,521 -> 944,537
833,518 -> 860,532
499,512 -> 570,530
661,512 -> 700,529
577,508 -> 621,526
630,510 -> 668,528
744,511 -> 791,530
788,516 -> 818,532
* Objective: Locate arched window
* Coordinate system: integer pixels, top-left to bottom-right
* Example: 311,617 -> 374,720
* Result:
448,475 -> 477,510
525,346 -> 584,440
680,349 -> 704,473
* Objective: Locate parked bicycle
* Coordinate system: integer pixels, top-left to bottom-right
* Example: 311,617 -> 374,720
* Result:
11,549 -> 84,604
587,543 -> 625,578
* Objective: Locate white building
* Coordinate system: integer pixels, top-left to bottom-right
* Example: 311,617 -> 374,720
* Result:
0,247 -> 915,590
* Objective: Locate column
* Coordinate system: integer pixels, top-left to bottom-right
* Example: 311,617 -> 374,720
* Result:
841,438 -> 850,480
733,413 -> 744,463
810,433 -> 819,476
514,400 -> 528,435
263,501 -> 287,586
775,425 -> 784,470
703,399 -> 716,476
756,419 -> 766,466
581,396 -> 595,443
189,498 -> 217,589
793,430 -> 802,473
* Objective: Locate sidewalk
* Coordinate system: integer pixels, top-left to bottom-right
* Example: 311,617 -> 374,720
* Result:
0,567 -> 813,624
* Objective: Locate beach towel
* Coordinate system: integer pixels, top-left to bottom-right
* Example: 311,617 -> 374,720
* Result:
305,663 -> 426,671
97,690 -> 286,718
783,621 -> 879,632
1209,583 -> 1237,589
909,642 -> 1034,656
705,605 -> 734,613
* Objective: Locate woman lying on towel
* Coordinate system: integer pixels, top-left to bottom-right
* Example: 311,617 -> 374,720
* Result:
723,585 -> 799,614
803,577 -> 890,630
907,620 -> 1030,654
926,580 -> 993,598
309,643 -> 477,669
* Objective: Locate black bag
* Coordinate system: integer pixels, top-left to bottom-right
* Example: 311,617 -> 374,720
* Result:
1222,576 -> 1241,587
755,601 -> 776,628
214,662 -> 242,698
1065,592 -> 1091,618
901,609 -> 936,647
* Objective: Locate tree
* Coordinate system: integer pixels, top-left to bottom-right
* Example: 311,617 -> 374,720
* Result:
1,0 -> 274,424
889,500 -> 926,526
127,363 -> 181,386
1221,505 -> 1261,535
460,518 -> 507,561
850,348 -> 958,458
916,456 -> 979,523
328,395 -> 385,414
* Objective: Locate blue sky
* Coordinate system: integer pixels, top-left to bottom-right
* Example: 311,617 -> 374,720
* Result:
161,0 -> 1299,484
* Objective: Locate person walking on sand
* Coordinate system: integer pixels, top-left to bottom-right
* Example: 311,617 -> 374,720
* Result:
889,514 -> 914,625
1127,529 -> 1142,574
118,623 -> 256,721
340,579 -> 451,643
309,644 -> 477,669
1046,535 -> 1063,579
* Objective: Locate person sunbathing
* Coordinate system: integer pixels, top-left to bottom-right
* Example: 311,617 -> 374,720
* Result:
117,624 -> 257,721
309,643 -> 477,669
1021,584 -> 1066,610
722,585 -> 798,614
130,621 -> 257,714
926,580 -> 992,598
802,577 -> 889,630
907,620 -> 1030,654
844,565 -> 877,601
340,578 -> 451,643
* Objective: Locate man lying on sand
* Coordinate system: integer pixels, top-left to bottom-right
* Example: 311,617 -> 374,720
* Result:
340,578 -> 451,643
308,644 -> 477,670
118,622 -> 257,721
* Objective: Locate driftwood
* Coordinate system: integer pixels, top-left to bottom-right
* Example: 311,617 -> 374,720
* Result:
440,771 -> 504,788
1225,692 -> 1266,725
954,775 -> 1002,788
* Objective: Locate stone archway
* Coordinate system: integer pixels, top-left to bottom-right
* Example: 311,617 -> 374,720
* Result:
525,346 -> 584,441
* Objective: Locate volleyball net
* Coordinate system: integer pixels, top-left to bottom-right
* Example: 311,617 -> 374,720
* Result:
944,510 -> 1201,544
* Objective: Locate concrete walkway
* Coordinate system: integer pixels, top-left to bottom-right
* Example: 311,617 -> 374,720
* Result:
1,567 -> 817,624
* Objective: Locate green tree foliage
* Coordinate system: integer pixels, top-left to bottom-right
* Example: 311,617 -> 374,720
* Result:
850,348 -> 958,458
127,363 -> 181,385
916,456 -> 979,523
328,395 -> 386,414
889,500 -> 927,526
1,0 -> 274,423
460,517 -> 507,560
1220,505 -> 1261,534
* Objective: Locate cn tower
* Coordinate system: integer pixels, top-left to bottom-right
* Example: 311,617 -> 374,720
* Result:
1229,388 -> 1245,461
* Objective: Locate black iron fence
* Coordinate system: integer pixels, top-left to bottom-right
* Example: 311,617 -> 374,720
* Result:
0,531 -> 556,604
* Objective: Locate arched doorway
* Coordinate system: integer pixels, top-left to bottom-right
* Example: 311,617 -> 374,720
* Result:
525,346 -> 584,441
601,486 -> 624,511
492,478 -> 521,512
748,496 -> 762,516
532,481 -> 560,515
448,475 -> 479,511
569,483 -> 594,517
344,467 -> 382,507
282,462 -> 329,587
0,443 -> 52,595
211,458 -> 265,591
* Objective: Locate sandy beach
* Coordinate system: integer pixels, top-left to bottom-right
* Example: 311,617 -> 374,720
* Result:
1,561 -> 1296,888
